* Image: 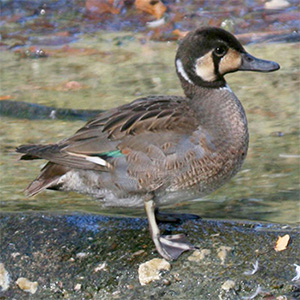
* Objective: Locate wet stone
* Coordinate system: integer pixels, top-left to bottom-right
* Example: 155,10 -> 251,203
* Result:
16,277 -> 38,294
187,249 -> 211,262
217,246 -> 233,265
221,280 -> 236,291
0,213 -> 299,299
138,258 -> 171,286
0,263 -> 10,292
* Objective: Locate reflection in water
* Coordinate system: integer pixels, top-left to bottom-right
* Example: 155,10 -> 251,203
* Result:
0,33 -> 299,224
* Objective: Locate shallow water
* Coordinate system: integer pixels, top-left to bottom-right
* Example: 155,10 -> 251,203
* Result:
1,0 -> 300,224
0,31 -> 299,224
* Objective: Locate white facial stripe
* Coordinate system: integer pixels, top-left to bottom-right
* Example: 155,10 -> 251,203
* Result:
195,50 -> 216,82
176,59 -> 193,84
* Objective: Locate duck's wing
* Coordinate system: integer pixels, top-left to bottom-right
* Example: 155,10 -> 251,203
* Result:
16,95 -> 198,172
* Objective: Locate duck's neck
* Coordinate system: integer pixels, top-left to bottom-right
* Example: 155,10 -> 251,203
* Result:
189,83 -> 249,158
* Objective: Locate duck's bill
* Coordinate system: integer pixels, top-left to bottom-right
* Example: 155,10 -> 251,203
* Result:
239,52 -> 280,72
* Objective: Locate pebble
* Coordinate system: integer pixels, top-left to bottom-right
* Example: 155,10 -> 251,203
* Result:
188,249 -> 211,262
217,246 -> 232,265
94,262 -> 108,272
0,263 -> 10,291
138,258 -> 171,286
74,283 -> 82,291
264,0 -> 290,9
16,277 -> 38,294
221,280 -> 235,291
76,252 -> 88,258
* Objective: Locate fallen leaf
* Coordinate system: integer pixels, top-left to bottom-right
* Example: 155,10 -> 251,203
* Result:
63,81 -> 83,91
172,29 -> 189,39
53,31 -> 71,37
86,0 -> 120,15
38,81 -> 88,92
0,95 -> 13,101
274,234 -> 290,252
46,45 -> 101,57
264,12 -> 299,22
135,0 -> 166,19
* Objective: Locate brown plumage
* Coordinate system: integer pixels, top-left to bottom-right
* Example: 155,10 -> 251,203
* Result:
16,27 -> 279,260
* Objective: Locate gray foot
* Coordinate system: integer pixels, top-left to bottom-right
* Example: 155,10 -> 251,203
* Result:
158,233 -> 197,260
144,199 -> 197,260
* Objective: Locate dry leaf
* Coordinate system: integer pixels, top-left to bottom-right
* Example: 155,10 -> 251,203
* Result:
274,234 -> 290,252
0,95 -> 13,101
172,29 -> 189,39
135,0 -> 166,19
86,0 -> 120,15
46,45 -> 101,57
62,81 -> 83,91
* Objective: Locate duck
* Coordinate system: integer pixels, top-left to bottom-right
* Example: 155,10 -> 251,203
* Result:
16,27 -> 280,260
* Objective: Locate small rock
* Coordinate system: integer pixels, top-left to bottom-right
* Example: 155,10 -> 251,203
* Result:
0,263 -> 10,291
138,258 -> 171,286
11,252 -> 21,258
76,252 -> 88,258
16,277 -> 38,294
131,249 -> 145,258
94,262 -> 108,272
162,278 -> 171,286
264,0 -> 290,9
188,249 -> 211,262
221,280 -> 235,291
217,246 -> 232,265
74,283 -> 82,291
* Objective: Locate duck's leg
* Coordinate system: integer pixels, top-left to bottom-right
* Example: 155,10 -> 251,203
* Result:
144,199 -> 196,260
155,207 -> 201,223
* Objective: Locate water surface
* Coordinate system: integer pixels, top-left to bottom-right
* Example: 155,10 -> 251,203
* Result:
0,1 -> 299,224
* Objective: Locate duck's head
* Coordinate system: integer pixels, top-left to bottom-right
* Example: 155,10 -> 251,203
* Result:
175,27 -> 280,89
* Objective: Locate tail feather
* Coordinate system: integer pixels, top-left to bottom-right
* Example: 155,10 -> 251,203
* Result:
16,144 -> 59,160
25,162 -> 69,197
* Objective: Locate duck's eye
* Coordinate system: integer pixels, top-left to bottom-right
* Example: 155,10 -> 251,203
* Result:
214,46 -> 227,57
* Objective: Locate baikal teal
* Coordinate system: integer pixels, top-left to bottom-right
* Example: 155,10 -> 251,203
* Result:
16,27 -> 280,261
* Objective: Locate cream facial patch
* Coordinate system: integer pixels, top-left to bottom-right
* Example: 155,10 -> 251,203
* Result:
219,49 -> 242,75
195,50 -> 216,82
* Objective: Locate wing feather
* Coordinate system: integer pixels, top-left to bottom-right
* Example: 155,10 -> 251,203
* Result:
17,95 -> 198,171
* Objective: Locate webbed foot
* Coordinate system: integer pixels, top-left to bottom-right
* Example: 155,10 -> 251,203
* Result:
145,199 -> 197,260
158,233 -> 197,260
